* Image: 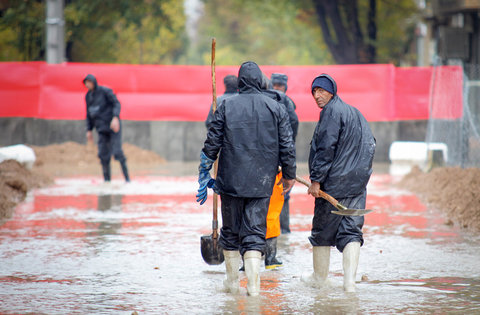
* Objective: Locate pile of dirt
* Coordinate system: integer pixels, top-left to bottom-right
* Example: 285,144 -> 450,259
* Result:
398,166 -> 480,232
32,142 -> 166,176
33,141 -> 166,166
1,141 -> 167,221
0,160 -> 53,223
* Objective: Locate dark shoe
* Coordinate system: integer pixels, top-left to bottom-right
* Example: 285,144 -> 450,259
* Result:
265,237 -> 282,269
265,257 -> 283,270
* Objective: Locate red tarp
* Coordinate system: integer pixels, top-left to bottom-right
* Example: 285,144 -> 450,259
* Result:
0,62 -> 463,122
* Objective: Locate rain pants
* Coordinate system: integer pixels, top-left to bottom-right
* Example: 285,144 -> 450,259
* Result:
266,172 -> 284,239
202,61 -> 296,255
83,74 -> 127,164
308,74 -> 375,252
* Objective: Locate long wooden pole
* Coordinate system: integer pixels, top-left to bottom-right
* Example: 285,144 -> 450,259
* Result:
211,38 -> 219,239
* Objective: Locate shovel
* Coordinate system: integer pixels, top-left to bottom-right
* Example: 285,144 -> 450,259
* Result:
200,38 -> 224,265
295,176 -> 372,216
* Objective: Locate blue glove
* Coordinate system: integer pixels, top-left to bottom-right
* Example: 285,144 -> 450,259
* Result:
196,151 -> 216,205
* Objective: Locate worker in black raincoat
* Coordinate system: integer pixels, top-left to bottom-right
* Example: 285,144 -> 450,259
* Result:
205,75 -> 238,130
197,61 -> 296,296
271,73 -> 298,234
83,74 -> 130,183
301,74 -> 375,293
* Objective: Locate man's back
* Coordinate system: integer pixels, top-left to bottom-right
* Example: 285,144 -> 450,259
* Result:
202,61 -> 296,198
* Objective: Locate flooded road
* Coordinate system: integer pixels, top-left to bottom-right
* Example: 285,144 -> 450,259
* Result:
1,171 -> 480,314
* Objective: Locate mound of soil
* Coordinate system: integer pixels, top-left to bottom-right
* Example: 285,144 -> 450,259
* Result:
398,166 -> 480,232
0,142 -> 167,222
32,142 -> 166,176
0,160 -> 53,224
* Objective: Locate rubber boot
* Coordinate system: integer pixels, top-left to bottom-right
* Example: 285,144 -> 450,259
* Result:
265,237 -> 282,269
101,161 -> 111,182
301,246 -> 330,287
343,242 -> 360,293
223,250 -> 240,294
244,250 -> 262,296
120,160 -> 130,182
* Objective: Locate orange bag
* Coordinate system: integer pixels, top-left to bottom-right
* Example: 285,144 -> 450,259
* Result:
266,172 -> 284,239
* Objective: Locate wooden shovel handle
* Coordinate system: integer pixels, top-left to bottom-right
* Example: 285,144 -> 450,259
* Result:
295,176 -> 342,209
211,38 -> 219,239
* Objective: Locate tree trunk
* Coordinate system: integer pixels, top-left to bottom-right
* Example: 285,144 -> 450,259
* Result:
312,0 -> 377,64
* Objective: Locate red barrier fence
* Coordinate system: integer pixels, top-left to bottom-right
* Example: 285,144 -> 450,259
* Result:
0,62 -> 463,122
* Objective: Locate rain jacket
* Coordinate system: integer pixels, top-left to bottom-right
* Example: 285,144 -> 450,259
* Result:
309,74 -> 376,198
84,74 -> 121,133
262,88 -> 298,141
205,91 -> 238,129
275,90 -> 298,141
202,61 -> 296,198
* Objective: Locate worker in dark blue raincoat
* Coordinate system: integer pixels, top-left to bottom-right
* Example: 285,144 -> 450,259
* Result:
83,74 -> 130,183
301,74 -> 375,293
205,75 -> 238,130
271,73 -> 298,234
197,61 -> 296,296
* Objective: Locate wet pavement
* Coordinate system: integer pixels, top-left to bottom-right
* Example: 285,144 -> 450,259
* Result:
1,167 -> 480,314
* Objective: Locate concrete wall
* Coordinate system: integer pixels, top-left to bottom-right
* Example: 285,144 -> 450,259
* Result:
0,118 -> 427,162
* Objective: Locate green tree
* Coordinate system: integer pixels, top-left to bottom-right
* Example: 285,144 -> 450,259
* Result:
192,0 -> 333,65
0,0 -> 187,63
0,0 -> 45,61
192,0 -> 420,66
310,0 -> 419,64
65,0 -> 187,63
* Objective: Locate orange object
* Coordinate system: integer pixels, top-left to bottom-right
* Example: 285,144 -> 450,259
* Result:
266,172 -> 284,239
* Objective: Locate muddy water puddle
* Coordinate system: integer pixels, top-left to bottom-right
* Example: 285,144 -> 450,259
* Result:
1,175 -> 480,314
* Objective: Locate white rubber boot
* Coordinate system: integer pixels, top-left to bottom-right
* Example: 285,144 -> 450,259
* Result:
301,246 -> 330,287
223,250 -> 240,294
244,250 -> 262,296
343,242 -> 360,293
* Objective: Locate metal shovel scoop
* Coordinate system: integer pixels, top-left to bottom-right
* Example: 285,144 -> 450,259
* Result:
295,176 -> 372,216
200,38 -> 224,265
200,189 -> 224,264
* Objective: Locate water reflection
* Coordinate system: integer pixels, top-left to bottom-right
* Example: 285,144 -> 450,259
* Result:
0,175 -> 479,314
90,194 -> 123,237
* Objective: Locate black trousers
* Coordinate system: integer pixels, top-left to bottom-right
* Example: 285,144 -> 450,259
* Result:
97,129 -> 126,164
219,194 -> 270,256
308,190 -> 366,252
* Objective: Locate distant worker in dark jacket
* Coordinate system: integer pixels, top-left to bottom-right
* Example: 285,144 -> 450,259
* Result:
197,61 -> 296,296
271,73 -> 298,234
83,74 -> 130,183
302,74 -> 375,293
205,75 -> 238,130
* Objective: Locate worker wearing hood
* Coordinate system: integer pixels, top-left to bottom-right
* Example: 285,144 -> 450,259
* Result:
302,73 -> 375,293
83,74 -> 130,183
197,61 -> 296,296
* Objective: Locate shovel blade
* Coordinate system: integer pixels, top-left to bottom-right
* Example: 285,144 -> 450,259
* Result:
200,234 -> 224,265
331,209 -> 372,216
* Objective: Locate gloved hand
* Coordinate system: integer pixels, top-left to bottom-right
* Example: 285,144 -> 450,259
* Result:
196,151 -> 216,205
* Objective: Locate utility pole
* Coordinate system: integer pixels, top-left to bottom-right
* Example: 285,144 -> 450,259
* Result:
45,0 -> 65,64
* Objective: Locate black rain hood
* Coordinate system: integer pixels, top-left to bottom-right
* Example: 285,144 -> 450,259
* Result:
311,73 -> 337,96
238,61 -> 263,94
202,62 -> 296,198
83,74 -> 98,88
309,74 -> 375,198
84,75 -> 121,133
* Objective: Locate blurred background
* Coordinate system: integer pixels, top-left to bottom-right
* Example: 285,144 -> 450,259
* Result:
0,0 -> 479,168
